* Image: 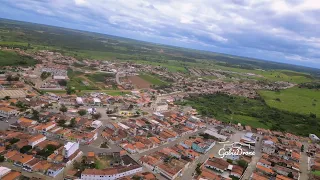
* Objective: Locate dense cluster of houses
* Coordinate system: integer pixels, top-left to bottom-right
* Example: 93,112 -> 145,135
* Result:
0,130 -> 82,178
99,111 -> 208,154
139,135 -> 216,179
250,131 -> 306,180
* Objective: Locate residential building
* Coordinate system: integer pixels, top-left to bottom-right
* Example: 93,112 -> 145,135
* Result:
205,158 -> 229,173
28,134 -> 46,148
63,141 -> 80,158
0,107 -> 18,118
81,165 -> 142,180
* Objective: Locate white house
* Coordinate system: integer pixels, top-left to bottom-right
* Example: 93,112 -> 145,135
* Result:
93,98 -> 101,106
155,102 -> 168,112
47,165 -> 65,177
189,115 -> 200,122
53,76 -> 67,80
63,141 -> 80,158
0,107 -> 19,118
28,134 -> 46,148
76,97 -> 84,105
0,166 -> 11,179
81,165 -> 142,180
309,134 -> 320,143
91,120 -> 102,129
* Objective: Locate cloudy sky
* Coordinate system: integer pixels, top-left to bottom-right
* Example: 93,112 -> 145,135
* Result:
1,0 -> 320,68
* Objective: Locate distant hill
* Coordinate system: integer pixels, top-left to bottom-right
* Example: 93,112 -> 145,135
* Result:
0,18 -> 319,76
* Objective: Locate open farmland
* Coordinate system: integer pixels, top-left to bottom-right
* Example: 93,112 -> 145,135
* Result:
259,87 -> 320,117
128,76 -> 151,89
138,73 -> 168,86
0,50 -> 37,67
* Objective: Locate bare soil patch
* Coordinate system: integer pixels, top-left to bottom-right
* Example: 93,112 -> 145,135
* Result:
128,76 -> 151,89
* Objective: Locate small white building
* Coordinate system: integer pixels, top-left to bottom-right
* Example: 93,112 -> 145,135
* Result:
309,134 -> 320,142
93,98 -> 101,106
0,166 -> 11,179
204,129 -> 228,142
91,120 -> 102,129
81,165 -> 143,180
153,112 -> 164,120
189,115 -> 200,122
63,141 -> 80,158
76,97 -> 84,105
28,134 -> 46,148
47,165 -> 64,177
155,102 -> 168,112
53,76 -> 67,80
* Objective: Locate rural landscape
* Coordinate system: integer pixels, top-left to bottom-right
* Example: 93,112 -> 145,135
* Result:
0,17 -> 320,180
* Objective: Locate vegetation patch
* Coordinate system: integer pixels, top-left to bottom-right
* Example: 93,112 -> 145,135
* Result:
259,87 -> 320,117
138,73 -> 168,86
85,73 -> 114,83
0,50 -> 37,66
177,93 -> 320,136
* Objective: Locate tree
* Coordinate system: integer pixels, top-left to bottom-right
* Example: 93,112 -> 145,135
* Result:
40,72 -> 51,80
227,159 -> 233,164
20,145 -> 32,153
78,109 -> 87,116
58,80 -> 67,86
288,172 -> 293,178
0,155 -> 4,162
92,112 -> 102,120
6,75 -> 12,82
70,118 -> 76,127
60,105 -> 68,114
4,96 -> 11,100
195,163 -> 202,175
66,87 -> 76,95
310,113 -> 317,119
32,109 -> 39,120
237,160 -> 248,168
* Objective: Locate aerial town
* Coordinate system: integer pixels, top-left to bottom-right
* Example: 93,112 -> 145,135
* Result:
0,47 -> 318,180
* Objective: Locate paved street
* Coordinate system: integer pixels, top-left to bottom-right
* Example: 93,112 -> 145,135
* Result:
0,162 -> 52,180
181,141 -> 224,179
299,142 -> 310,180
0,117 -> 17,130
241,134 -> 262,180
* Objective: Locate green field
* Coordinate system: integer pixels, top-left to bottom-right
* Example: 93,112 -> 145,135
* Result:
0,50 -> 37,66
259,87 -> 320,117
85,73 -> 114,83
177,93 -> 320,136
138,73 -> 168,86
312,171 -> 320,176
68,76 -> 99,90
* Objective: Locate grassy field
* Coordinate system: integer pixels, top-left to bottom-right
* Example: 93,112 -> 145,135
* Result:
212,64 -> 314,83
85,72 -> 114,83
232,115 -> 271,129
178,93 -> 320,136
0,50 -> 37,66
68,76 -> 99,90
138,73 -> 168,86
312,171 -> 320,176
259,87 -> 320,117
